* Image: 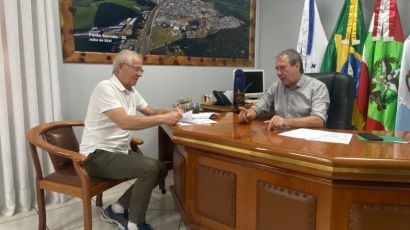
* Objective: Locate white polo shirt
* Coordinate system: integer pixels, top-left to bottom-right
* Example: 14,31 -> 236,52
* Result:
80,75 -> 148,156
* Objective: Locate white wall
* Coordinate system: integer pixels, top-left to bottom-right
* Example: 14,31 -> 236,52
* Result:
52,0 -> 410,158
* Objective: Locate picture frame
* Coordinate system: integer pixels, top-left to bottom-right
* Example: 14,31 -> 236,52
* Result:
60,0 -> 256,66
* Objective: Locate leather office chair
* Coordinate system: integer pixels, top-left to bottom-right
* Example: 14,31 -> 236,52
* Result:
305,72 -> 354,129
26,120 -> 143,230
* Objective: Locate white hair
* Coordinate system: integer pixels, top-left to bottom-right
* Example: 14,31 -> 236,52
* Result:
112,50 -> 142,74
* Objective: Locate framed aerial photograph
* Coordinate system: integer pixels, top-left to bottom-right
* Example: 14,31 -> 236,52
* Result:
60,0 -> 256,66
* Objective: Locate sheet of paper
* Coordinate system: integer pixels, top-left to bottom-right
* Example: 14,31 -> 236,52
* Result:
279,128 -> 353,144
191,112 -> 216,119
182,110 -> 193,120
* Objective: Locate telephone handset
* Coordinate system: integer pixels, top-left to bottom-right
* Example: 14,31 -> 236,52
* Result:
213,90 -> 232,106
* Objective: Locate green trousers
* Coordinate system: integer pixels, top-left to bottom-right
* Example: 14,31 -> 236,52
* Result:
84,149 -> 167,224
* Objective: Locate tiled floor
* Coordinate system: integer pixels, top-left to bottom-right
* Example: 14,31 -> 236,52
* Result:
0,171 -> 186,230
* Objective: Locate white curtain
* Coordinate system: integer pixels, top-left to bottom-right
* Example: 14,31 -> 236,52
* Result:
0,0 -> 63,216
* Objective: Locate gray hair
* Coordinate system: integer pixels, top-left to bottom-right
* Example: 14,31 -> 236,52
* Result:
112,50 -> 142,74
276,49 -> 304,74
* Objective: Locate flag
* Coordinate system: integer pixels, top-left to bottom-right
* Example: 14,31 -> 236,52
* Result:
395,35 -> 410,131
320,0 -> 366,129
296,0 -> 327,73
357,0 -> 404,131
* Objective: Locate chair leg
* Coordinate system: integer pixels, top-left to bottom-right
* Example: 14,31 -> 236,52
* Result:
82,198 -> 93,230
96,193 -> 103,207
37,187 -> 46,230
159,178 -> 166,194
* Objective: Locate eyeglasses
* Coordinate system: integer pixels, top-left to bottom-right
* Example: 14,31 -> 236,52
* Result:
125,64 -> 144,73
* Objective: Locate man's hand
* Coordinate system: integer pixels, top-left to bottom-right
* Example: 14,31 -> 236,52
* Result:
162,109 -> 183,125
238,107 -> 256,123
264,115 -> 289,131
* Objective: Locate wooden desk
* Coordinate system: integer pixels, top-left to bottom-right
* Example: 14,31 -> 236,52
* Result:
160,113 -> 410,230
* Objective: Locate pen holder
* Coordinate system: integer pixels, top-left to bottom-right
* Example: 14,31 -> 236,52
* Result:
234,92 -> 245,108
176,97 -> 193,112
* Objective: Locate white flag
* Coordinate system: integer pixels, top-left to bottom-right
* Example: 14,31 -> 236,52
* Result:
395,35 -> 410,131
296,0 -> 328,73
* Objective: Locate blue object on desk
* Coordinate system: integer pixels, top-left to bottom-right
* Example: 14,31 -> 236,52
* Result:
233,69 -> 246,93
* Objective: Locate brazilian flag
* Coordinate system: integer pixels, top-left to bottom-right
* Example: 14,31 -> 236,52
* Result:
320,0 -> 366,129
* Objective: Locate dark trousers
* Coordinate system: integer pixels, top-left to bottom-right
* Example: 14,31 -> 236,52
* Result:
84,149 -> 168,224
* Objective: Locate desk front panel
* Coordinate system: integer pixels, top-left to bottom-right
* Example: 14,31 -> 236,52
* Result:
173,143 -> 410,230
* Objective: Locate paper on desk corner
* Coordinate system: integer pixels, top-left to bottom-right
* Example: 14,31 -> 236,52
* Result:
177,122 -> 192,126
182,110 -> 193,120
180,110 -> 217,124
279,128 -> 352,144
192,112 -> 216,119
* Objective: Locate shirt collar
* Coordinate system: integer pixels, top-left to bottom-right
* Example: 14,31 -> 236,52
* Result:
110,74 -> 130,92
290,74 -> 306,89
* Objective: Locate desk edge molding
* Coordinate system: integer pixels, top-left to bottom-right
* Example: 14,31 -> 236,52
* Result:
174,136 -> 410,177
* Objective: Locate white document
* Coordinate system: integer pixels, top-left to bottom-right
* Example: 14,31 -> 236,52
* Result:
279,128 -> 352,144
178,110 -> 217,125
192,112 -> 216,119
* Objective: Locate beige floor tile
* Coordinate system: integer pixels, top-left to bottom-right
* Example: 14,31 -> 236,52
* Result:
0,212 -> 40,229
148,197 -> 176,211
0,170 -> 179,230
42,197 -> 83,212
0,208 -> 38,225
71,219 -> 119,230
146,209 -> 183,230
45,201 -> 102,230
150,188 -> 173,203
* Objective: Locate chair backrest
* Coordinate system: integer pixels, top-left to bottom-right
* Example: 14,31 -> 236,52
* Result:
43,126 -> 78,171
305,72 -> 354,129
27,120 -> 84,174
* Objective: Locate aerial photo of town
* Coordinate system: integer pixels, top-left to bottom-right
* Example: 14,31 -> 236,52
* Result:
72,0 -> 251,59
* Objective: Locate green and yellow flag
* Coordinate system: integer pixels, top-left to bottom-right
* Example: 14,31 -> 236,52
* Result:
320,0 -> 366,129
357,0 -> 404,131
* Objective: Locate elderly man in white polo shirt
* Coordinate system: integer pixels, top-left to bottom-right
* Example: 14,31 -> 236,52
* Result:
80,49 -> 182,230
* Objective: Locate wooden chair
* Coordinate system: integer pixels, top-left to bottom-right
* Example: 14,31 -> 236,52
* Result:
26,120 -> 143,230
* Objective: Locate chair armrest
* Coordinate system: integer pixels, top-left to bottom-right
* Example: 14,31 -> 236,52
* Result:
130,137 -> 144,154
131,137 -> 144,145
72,154 -> 91,180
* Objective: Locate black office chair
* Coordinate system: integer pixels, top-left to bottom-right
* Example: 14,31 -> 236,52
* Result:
305,72 -> 354,130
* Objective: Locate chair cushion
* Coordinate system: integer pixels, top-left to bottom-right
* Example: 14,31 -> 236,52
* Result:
43,127 -> 78,170
41,166 -> 127,197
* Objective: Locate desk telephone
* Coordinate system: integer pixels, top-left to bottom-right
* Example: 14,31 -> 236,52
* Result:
213,69 -> 247,107
213,90 -> 232,106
